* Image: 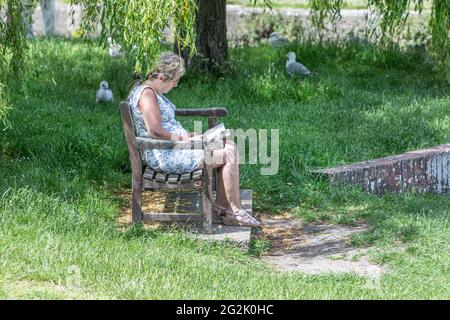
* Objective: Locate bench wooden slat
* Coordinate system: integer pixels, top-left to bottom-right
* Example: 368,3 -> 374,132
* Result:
143,168 -> 156,180
175,107 -> 228,117
143,212 -> 223,223
155,172 -> 167,182
192,170 -> 203,180
143,180 -> 202,189
168,174 -> 179,184
136,137 -> 204,150
179,172 -> 191,182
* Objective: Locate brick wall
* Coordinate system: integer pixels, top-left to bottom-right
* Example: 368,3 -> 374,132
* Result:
313,143 -> 450,194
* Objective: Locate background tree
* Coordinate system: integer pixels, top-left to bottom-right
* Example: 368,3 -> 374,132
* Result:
192,0 -> 228,74
175,0 -> 272,75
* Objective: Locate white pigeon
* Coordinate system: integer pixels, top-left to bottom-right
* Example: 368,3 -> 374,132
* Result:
268,32 -> 289,47
96,81 -> 114,103
285,51 -> 312,77
107,37 -> 122,58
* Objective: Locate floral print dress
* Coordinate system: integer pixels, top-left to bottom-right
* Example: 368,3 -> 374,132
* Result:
128,84 -> 204,174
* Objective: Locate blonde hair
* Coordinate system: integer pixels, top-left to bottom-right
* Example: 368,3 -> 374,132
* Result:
129,52 -> 185,91
147,52 -> 185,81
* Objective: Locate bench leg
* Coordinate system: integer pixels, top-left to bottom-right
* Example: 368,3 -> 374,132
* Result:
203,166 -> 213,234
132,174 -> 143,224
212,168 -> 217,192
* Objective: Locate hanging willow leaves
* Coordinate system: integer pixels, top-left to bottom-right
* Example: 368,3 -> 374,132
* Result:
308,0 -> 450,79
309,0 -> 344,29
429,0 -> 450,78
71,0 -> 198,75
0,0 -> 34,122
0,1 -> 6,121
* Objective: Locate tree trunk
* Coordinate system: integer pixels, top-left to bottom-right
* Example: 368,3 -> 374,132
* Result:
175,0 -> 228,75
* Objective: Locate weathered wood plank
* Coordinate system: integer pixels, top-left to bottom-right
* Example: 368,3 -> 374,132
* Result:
168,174 -> 179,184
143,213 -> 223,223
143,179 -> 202,190
120,102 -> 144,223
136,137 -> 204,150
155,172 -> 167,182
175,107 -> 228,117
192,170 -> 203,180
180,172 -> 192,183
143,168 -> 156,180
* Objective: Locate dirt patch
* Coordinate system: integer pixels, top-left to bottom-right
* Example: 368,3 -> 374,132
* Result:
115,189 -> 172,230
259,214 -> 386,276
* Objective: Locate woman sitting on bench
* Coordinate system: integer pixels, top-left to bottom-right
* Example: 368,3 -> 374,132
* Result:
128,52 -> 261,227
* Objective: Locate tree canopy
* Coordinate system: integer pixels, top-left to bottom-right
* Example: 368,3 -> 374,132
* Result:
0,0 -> 449,122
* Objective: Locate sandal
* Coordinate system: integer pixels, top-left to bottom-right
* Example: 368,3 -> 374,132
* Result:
212,204 -> 227,217
222,209 -> 262,227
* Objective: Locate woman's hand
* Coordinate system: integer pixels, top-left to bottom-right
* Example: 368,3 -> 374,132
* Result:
188,134 -> 203,141
176,134 -> 189,141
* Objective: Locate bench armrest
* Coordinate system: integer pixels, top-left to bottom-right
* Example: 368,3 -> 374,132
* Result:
175,107 -> 228,117
136,137 -> 224,151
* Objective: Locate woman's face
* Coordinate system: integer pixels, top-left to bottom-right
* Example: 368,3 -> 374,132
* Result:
158,74 -> 181,94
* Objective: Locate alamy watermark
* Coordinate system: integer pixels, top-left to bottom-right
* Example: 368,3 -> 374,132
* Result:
363,266 -> 382,290
172,121 -> 279,176
66,265 -> 81,289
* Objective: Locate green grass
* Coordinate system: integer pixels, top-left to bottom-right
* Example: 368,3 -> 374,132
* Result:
0,37 -> 449,299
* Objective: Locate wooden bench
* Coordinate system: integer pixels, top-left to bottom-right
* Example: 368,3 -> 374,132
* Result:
119,101 -> 228,234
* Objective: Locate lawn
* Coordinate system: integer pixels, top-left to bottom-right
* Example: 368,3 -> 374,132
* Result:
0,37 -> 449,299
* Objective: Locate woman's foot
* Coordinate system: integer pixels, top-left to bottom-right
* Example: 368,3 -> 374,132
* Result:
212,204 -> 228,217
222,209 -> 262,227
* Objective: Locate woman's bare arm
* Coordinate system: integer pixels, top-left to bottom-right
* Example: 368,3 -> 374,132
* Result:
138,89 -> 187,141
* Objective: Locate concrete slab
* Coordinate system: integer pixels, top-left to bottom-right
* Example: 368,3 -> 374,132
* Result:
259,215 -> 386,277
182,189 -> 253,251
185,223 -> 252,250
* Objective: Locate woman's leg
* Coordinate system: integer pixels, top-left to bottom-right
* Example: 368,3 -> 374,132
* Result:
198,141 -> 241,212
206,141 -> 261,226
212,141 -> 241,213
215,166 -> 230,210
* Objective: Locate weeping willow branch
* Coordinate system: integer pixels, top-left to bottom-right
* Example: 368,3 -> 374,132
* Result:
366,0 -> 449,79
71,0 -> 198,74
0,1 -> 6,121
309,0 -> 344,29
0,0 -> 33,122
307,0 -> 450,79
429,0 -> 450,79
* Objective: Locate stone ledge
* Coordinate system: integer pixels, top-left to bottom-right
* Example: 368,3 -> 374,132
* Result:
313,143 -> 450,194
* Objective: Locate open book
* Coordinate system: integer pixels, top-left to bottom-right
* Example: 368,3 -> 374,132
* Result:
203,123 -> 230,143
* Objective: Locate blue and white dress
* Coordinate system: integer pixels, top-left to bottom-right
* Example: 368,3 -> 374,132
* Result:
128,84 -> 204,174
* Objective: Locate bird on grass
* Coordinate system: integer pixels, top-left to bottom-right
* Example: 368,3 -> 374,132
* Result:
96,81 -> 114,103
285,51 -> 312,77
268,32 -> 290,47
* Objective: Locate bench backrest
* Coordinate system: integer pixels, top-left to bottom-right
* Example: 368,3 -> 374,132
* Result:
120,101 -> 144,174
